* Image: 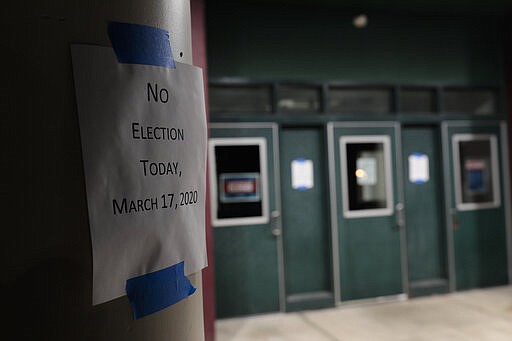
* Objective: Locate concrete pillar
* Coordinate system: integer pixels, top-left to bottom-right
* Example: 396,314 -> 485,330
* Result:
4,1 -> 204,340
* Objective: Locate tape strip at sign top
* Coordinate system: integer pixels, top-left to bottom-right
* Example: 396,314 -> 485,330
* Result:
106,21 -> 194,319
108,21 -> 176,68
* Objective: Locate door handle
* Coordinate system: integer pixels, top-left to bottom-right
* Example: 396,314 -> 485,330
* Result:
450,208 -> 459,230
271,210 -> 281,236
395,203 -> 405,229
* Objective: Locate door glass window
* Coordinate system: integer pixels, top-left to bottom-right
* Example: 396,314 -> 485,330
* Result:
209,138 -> 269,226
400,87 -> 436,113
277,85 -> 321,114
443,89 -> 497,115
340,136 -> 393,218
209,85 -> 273,113
452,134 -> 500,210
328,87 -> 392,114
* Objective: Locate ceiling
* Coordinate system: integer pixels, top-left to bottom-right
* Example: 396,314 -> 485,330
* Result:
213,0 -> 512,16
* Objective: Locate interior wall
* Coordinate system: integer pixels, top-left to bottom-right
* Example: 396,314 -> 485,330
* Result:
206,3 -> 505,85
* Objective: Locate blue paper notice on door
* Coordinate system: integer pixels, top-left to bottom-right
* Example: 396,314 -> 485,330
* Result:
465,159 -> 487,193
408,153 -> 429,184
291,158 -> 314,191
219,173 -> 261,203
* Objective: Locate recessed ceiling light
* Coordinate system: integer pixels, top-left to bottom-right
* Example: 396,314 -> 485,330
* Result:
353,14 -> 368,28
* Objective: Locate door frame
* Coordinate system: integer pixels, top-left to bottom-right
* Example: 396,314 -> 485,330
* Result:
401,123 -> 450,296
209,122 -> 286,312
209,137 -> 270,227
279,124 -> 334,311
441,120 -> 512,291
340,134 -> 395,218
327,121 -> 409,303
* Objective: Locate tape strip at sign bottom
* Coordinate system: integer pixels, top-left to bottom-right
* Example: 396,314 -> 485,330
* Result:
125,261 -> 196,319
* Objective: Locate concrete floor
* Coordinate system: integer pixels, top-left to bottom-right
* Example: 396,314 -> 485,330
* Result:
216,286 -> 512,341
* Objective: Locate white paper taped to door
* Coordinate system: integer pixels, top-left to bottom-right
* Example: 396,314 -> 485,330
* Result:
408,153 -> 429,184
71,45 -> 207,305
291,159 -> 314,190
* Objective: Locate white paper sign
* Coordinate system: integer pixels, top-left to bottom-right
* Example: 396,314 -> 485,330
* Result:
291,159 -> 314,190
356,157 -> 377,186
409,153 -> 429,184
71,45 -> 207,305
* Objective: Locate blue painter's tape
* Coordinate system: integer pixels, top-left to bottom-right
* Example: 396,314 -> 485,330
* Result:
126,261 -> 196,319
108,21 -> 176,68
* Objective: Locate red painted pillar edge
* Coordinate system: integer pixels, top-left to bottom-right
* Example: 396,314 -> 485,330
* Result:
191,0 -> 216,340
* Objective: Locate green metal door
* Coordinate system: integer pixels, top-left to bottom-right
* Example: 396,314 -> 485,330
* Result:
402,125 -> 449,297
328,122 -> 405,301
209,123 -> 282,317
443,121 -> 510,290
280,126 -> 333,311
